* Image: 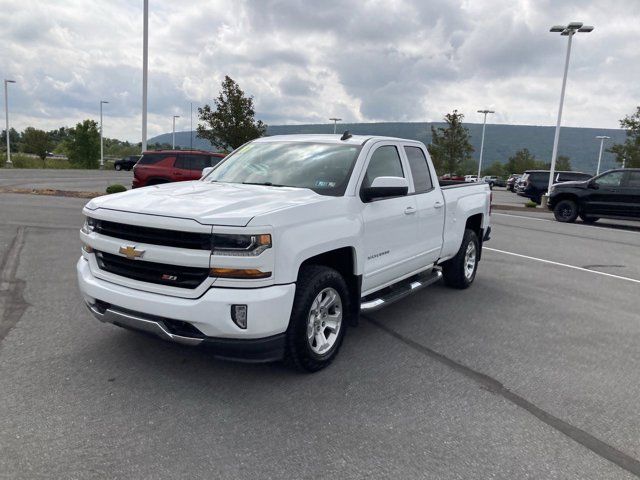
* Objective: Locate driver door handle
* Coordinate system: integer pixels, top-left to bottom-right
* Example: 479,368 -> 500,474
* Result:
434,201 -> 444,209
404,206 -> 417,215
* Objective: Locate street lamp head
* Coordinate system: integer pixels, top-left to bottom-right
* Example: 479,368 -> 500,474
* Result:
567,22 -> 584,30
100,100 -> 109,104
551,22 -> 593,35
578,26 -> 594,32
595,135 -> 610,140
550,25 -> 565,32
329,117 -> 342,122
4,79 -> 16,84
173,115 -> 180,119
477,109 -> 495,114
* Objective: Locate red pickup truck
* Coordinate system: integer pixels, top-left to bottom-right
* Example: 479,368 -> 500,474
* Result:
132,150 -> 225,188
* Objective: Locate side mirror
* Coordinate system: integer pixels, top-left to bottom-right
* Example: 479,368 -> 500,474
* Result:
201,167 -> 215,179
361,176 -> 409,202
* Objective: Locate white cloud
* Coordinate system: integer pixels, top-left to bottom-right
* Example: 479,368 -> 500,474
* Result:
0,0 -> 638,141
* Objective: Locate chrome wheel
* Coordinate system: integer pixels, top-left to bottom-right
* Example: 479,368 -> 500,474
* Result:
464,242 -> 476,280
306,287 -> 342,356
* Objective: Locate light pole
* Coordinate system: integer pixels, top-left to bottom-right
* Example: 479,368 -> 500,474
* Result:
190,102 -> 193,150
100,100 -> 109,169
141,0 -> 148,152
477,109 -> 495,181
329,117 -> 342,134
543,22 -> 594,206
172,115 -> 180,149
4,79 -> 16,167
595,135 -> 610,175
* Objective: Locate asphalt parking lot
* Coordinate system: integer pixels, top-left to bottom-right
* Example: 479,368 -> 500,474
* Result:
1,190 -> 640,479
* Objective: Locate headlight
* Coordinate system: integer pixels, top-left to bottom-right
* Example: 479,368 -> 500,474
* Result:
212,233 -> 271,256
81,216 -> 96,234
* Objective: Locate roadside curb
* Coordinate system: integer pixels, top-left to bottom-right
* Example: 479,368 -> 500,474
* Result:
492,203 -> 545,213
0,187 -> 102,199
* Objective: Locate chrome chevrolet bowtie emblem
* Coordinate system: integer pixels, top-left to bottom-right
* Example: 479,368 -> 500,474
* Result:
119,245 -> 145,259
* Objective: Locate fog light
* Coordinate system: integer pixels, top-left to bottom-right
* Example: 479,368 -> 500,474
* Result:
82,243 -> 94,253
231,305 -> 248,329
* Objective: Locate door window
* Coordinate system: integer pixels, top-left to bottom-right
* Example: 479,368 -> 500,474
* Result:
625,171 -> 640,187
595,171 -> 624,187
176,154 -> 212,170
362,146 -> 404,188
404,147 -> 433,193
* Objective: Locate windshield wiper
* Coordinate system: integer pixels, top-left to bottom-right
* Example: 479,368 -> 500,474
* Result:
242,181 -> 285,187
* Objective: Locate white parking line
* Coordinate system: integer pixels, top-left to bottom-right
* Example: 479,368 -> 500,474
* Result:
493,212 -> 640,236
484,247 -> 640,285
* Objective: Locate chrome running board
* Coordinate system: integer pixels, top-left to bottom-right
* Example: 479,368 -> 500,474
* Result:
85,302 -> 203,346
360,269 -> 442,312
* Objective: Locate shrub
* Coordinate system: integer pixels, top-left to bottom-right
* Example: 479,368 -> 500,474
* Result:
525,201 -> 538,208
106,184 -> 127,194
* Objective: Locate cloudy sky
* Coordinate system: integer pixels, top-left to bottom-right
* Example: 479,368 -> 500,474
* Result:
1,0 -> 639,141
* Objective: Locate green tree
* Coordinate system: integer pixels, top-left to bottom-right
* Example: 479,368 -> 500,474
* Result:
609,106 -> 640,168
1,128 -> 22,152
21,127 -> 52,166
505,148 -> 544,174
555,155 -> 572,171
197,76 -> 267,151
427,110 -> 474,175
483,160 -> 506,177
67,119 -> 100,169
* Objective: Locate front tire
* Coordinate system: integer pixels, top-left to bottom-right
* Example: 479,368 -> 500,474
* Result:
580,214 -> 599,224
115,164 -> 122,171
442,229 -> 479,289
284,265 -> 350,372
554,199 -> 578,223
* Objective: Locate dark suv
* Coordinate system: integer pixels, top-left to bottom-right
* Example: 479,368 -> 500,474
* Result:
114,155 -> 140,171
132,150 -> 225,188
548,168 -> 640,223
516,170 -> 592,204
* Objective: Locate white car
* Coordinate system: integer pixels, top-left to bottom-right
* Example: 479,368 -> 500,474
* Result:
78,134 -> 491,372
464,175 -> 478,182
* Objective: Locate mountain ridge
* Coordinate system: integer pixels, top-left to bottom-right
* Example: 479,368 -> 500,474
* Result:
149,122 -> 626,174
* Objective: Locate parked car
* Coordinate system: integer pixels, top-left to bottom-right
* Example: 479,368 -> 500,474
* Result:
132,150 -> 226,188
516,170 -> 593,204
114,155 -> 141,171
548,168 -> 640,223
464,175 -> 478,183
79,134 -> 491,372
482,176 -> 505,189
506,174 -> 521,192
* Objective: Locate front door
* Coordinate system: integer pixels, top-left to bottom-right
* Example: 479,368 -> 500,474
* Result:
360,144 -> 420,294
586,170 -> 626,216
619,171 -> 640,218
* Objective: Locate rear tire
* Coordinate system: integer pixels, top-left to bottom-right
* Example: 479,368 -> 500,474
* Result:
554,199 -> 578,223
284,265 -> 350,373
115,164 -> 122,171
442,229 -> 479,289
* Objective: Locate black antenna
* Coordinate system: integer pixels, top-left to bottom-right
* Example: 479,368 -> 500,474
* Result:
340,130 -> 352,141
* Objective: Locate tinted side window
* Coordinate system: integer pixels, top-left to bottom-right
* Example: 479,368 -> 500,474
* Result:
211,155 -> 224,167
137,154 -> 167,165
624,172 -> 640,187
362,146 -> 404,188
175,154 -> 211,170
404,146 -> 433,193
596,171 -> 624,187
530,172 -> 549,183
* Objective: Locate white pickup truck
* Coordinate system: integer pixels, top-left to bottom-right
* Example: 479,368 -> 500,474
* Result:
78,134 -> 491,372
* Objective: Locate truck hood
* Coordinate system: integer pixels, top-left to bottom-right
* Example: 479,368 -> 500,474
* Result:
85,181 -> 331,226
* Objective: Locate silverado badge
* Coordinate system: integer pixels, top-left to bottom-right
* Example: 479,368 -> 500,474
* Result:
119,245 -> 145,260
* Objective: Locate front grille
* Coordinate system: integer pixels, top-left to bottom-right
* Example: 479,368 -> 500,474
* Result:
94,220 -> 211,250
95,251 -> 210,289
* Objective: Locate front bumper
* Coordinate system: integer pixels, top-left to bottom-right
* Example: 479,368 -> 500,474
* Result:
77,257 -> 295,362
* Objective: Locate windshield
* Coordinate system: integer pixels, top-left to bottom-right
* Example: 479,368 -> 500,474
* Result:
204,141 -> 361,196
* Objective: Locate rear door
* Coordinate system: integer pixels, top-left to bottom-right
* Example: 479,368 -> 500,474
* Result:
174,154 -> 212,181
403,145 -> 444,265
359,143 -> 420,294
620,171 -> 640,218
